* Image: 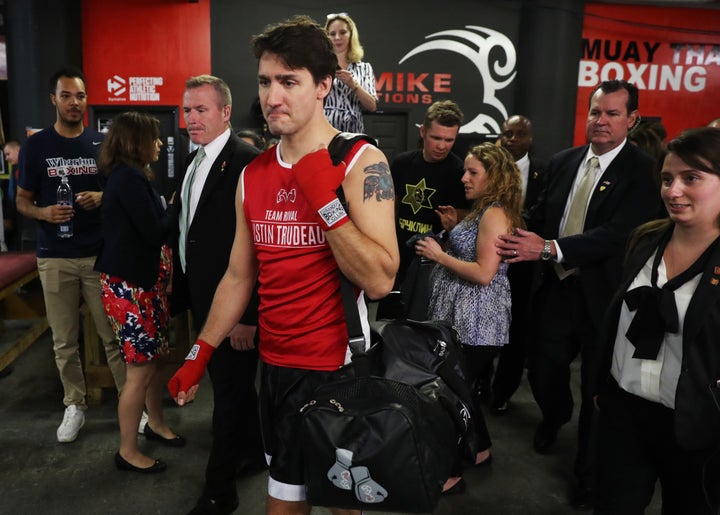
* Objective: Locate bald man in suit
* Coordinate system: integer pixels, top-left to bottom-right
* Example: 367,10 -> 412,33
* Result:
490,115 -> 544,414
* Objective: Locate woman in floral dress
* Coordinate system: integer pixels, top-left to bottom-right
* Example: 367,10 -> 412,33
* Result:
95,112 -> 181,473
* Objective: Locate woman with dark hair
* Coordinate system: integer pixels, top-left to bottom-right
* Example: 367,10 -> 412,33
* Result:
95,111 -> 181,473
414,142 -> 523,493
591,127 -> 720,514
323,12 -> 377,132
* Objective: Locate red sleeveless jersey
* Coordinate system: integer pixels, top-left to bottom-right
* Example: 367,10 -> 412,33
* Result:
242,142 -> 371,370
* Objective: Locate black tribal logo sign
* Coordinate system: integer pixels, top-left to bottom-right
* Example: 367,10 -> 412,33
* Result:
399,25 -> 517,134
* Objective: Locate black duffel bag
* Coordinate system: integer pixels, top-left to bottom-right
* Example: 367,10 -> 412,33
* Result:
301,374 -> 457,512
300,279 -> 477,512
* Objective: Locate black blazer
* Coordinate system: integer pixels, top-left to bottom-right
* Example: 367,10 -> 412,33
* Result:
171,133 -> 261,327
523,157 -> 545,217
505,158 -> 546,342
589,226 -> 720,450
95,164 -> 175,289
526,142 -> 661,326
508,157 -> 545,295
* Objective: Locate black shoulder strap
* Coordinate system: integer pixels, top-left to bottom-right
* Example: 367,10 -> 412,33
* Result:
327,132 -> 377,357
327,132 -> 377,166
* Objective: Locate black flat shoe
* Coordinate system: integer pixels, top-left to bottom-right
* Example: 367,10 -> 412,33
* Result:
533,420 -> 560,454
114,452 -> 166,473
441,477 -> 466,495
144,423 -> 186,447
186,494 -> 239,515
474,453 -> 493,468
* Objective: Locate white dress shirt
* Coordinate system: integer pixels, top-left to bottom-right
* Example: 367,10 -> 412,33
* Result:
610,249 -> 697,408
555,139 -> 627,263
181,128 -> 231,229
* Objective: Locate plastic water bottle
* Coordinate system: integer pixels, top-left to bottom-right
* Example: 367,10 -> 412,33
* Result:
57,175 -> 73,238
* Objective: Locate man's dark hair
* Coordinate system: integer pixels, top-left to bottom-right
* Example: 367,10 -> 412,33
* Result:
251,15 -> 337,85
589,80 -> 639,113
49,66 -> 87,94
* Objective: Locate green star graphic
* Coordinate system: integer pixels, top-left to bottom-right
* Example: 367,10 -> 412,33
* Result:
402,178 -> 436,215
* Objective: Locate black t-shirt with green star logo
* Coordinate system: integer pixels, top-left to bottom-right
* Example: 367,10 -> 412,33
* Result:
391,148 -> 467,283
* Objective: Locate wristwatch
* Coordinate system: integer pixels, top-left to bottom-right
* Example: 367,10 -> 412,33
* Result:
541,240 -> 552,261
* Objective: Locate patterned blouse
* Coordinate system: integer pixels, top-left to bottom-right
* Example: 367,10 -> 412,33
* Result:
324,61 -> 376,133
428,204 -> 511,347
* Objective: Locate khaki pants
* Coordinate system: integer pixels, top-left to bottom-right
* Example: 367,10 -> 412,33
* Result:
37,257 -> 126,409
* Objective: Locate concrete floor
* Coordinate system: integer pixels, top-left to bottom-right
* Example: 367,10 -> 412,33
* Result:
0,320 -> 661,515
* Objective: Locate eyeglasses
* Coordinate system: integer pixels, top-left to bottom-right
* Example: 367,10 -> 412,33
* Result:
326,12 -> 348,19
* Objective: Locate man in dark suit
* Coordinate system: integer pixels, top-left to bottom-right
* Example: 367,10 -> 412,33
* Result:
172,75 -> 263,515
496,80 -> 661,510
490,115 -> 544,414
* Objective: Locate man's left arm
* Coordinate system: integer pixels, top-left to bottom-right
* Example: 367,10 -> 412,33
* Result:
327,147 -> 399,300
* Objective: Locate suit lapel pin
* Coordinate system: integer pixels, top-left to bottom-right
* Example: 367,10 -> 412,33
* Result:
221,161 -> 227,173
711,278 -> 719,286
599,186 -> 606,191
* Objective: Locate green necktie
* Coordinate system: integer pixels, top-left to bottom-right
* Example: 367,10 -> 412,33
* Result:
178,147 -> 205,273
562,156 -> 599,237
554,156 -> 600,280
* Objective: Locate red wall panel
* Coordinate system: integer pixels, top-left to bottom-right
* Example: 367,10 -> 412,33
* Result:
82,0 -> 211,127
574,3 -> 720,145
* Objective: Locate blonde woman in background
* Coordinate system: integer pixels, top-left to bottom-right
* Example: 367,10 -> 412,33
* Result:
324,12 -> 377,133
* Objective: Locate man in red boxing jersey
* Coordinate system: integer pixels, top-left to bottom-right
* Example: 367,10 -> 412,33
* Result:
168,15 -> 399,515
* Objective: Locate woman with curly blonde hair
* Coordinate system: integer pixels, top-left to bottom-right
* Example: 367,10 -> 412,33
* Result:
414,142 -> 523,493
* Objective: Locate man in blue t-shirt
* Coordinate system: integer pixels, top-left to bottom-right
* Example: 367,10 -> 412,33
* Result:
17,67 -> 125,443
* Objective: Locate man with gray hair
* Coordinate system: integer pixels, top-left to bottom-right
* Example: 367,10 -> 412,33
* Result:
173,74 -> 264,515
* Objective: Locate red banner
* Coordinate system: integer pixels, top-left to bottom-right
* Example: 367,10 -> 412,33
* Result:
574,3 -> 720,145
81,0 -> 211,127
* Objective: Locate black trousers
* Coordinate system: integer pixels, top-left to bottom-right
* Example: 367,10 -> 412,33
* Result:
462,344 -> 496,452
528,274 -> 597,483
595,381 -> 720,515
203,338 -> 263,498
448,345 -> 495,477
492,261 -> 534,401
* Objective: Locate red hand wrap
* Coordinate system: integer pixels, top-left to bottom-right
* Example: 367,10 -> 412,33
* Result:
293,148 -> 349,231
167,339 -> 214,398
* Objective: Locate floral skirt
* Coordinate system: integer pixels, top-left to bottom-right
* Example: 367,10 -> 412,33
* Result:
100,245 -> 171,364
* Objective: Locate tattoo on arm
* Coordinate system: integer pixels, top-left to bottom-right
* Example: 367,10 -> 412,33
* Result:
362,162 -> 395,203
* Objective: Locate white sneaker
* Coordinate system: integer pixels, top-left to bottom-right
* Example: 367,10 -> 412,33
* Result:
56,405 -> 85,443
138,411 -> 148,434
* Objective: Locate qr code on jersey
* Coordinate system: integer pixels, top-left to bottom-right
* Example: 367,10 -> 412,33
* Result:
319,198 -> 347,227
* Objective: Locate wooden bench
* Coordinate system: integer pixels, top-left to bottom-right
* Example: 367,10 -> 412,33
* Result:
0,251 -> 191,403
0,251 -> 49,373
